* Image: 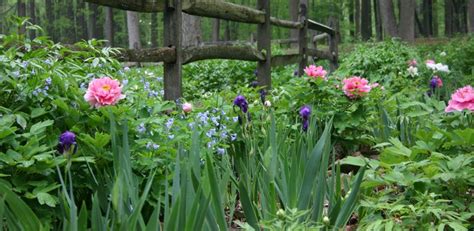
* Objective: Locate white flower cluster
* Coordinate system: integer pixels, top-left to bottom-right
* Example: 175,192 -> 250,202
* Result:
407,66 -> 419,77
426,62 -> 450,73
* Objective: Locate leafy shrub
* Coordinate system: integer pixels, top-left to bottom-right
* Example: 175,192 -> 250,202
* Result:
335,39 -> 417,88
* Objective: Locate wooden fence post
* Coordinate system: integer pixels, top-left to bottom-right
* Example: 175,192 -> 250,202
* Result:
257,0 -> 271,88
328,19 -> 339,72
298,2 -> 308,76
164,0 -> 183,100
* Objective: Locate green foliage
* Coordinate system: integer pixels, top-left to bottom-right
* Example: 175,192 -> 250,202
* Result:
336,40 -> 416,80
2,22 -> 474,230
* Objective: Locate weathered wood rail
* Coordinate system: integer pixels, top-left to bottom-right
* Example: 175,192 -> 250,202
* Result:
85,0 -> 339,100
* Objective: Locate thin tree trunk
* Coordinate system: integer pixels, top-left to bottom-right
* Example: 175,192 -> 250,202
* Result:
104,7 -> 114,46
349,0 -> 355,37
423,0 -> 433,36
459,0 -> 468,33
44,0 -> 54,39
373,0 -> 383,40
151,12 -> 159,47
399,0 -> 415,42
379,0 -> 398,37
212,19 -> 220,42
361,0 -> 372,40
65,0 -> 75,42
126,11 -> 141,49
355,0 -> 361,38
224,20 -> 231,41
93,4 -> 102,38
445,0 -> 454,36
469,0 -> 474,33
88,3 -> 97,39
28,0 -> 36,38
76,0 -> 87,40
182,13 -> 201,47
433,0 -> 439,36
18,0 -> 26,35
453,0 -> 461,33
415,8 -> 425,37
0,0 -> 5,34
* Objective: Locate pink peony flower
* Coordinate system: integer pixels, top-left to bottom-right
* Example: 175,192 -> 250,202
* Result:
445,85 -> 474,112
182,102 -> 193,113
304,65 -> 327,79
426,59 -> 435,65
84,77 -> 125,108
342,76 -> 372,98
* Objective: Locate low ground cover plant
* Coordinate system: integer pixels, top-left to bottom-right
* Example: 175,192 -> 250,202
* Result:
0,24 -> 473,230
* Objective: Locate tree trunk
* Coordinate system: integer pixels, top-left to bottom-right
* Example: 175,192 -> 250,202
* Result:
28,0 -> 36,38
65,0 -> 75,42
453,0 -> 461,33
462,0 -> 469,33
445,0 -> 454,36
469,0 -> 474,33
212,19 -> 220,42
349,0 -> 355,37
104,7 -> 114,46
77,0 -> 88,40
182,13 -> 201,47
422,0 -> 433,36
224,20 -> 231,41
457,0 -> 468,33
399,0 -> 415,42
44,0 -> 55,39
373,0 -> 383,40
355,0 -> 361,38
0,0 -> 5,34
18,0 -> 26,35
361,0 -> 372,40
151,12 -> 159,47
415,8 -> 425,36
379,0 -> 398,37
88,3 -> 97,39
126,11 -> 141,49
433,0 -> 439,36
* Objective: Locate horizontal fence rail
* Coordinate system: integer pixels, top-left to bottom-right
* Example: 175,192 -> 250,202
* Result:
85,0 -> 339,100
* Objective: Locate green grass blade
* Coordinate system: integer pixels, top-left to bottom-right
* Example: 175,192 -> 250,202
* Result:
333,165 -> 367,229
91,193 -> 105,231
205,154 -> 227,230
0,180 -> 43,230
146,195 -> 162,231
238,180 -> 259,230
127,171 -> 156,230
78,201 -> 88,231
297,118 -> 333,211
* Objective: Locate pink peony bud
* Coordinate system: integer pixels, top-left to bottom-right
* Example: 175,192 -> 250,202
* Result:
182,102 -> 193,113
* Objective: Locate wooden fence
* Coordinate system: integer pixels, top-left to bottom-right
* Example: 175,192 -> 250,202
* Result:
86,0 -> 339,100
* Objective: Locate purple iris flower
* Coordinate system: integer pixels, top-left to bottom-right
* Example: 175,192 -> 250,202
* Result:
299,105 -> 311,132
58,131 -> 77,154
259,89 -> 266,104
430,78 -> 438,90
234,95 -> 248,113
